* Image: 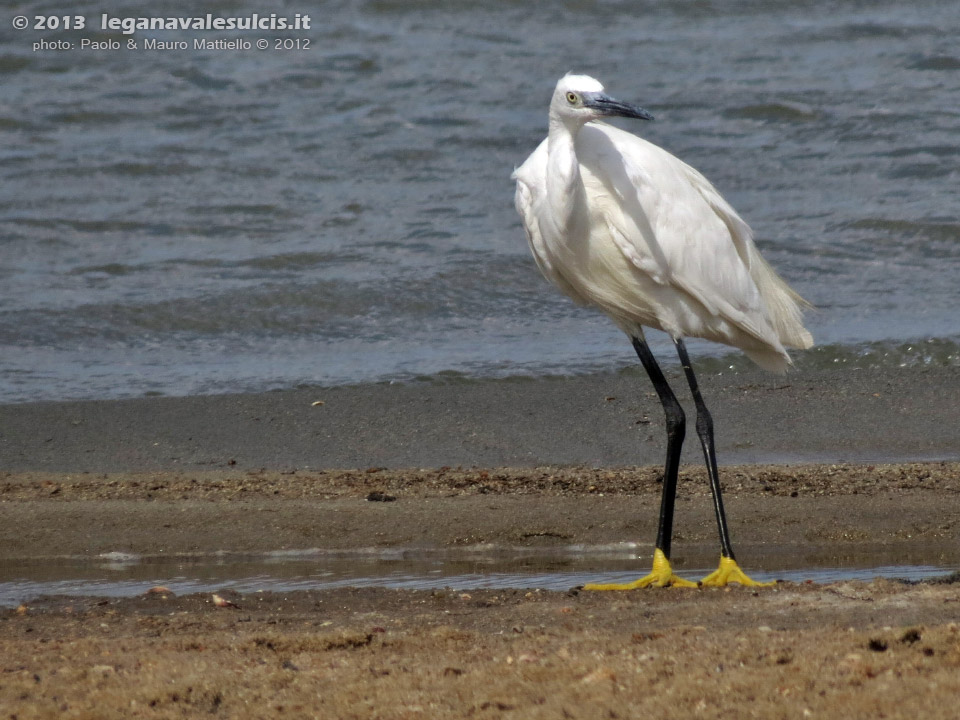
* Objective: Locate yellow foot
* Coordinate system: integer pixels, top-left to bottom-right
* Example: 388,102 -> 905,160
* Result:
699,556 -> 775,587
583,548 -> 698,590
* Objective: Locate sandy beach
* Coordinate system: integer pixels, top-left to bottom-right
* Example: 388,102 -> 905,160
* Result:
2,364 -> 960,718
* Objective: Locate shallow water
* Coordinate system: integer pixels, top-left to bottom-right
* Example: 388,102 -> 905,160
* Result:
2,0 -> 959,403
2,546 -> 957,608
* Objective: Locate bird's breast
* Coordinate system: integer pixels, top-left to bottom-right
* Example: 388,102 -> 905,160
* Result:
538,184 -> 663,330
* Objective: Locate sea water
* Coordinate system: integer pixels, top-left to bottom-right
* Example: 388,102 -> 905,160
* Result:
2,0 -> 958,404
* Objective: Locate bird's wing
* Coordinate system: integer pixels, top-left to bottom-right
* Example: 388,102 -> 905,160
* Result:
512,140 -> 553,276
677,155 -> 814,350
513,139 -> 591,305
578,123 -> 780,346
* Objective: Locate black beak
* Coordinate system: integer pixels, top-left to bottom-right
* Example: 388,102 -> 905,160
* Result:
587,93 -> 654,121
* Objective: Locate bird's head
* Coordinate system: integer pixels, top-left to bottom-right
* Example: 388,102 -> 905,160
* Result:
549,74 -> 654,127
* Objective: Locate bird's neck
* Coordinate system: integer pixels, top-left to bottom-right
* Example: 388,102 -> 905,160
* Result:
546,117 -> 587,234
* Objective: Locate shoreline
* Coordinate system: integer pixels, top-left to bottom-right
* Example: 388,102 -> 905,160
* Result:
1,364 -> 958,473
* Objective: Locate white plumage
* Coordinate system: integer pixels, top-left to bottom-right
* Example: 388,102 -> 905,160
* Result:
513,74 -> 812,372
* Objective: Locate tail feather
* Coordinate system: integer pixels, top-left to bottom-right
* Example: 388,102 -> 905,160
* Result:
748,251 -> 814,351
744,346 -> 792,374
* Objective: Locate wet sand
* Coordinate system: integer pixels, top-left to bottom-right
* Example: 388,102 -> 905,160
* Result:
2,365 -> 960,718
2,463 -> 960,566
2,364 -> 958,472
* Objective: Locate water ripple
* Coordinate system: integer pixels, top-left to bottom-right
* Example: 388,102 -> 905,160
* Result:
2,0 -> 959,402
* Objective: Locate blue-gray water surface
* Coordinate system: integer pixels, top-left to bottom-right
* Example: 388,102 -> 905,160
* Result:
2,0 -> 959,403
3,546 -> 958,608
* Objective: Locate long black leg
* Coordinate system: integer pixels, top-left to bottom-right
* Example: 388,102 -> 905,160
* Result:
673,338 -> 736,560
631,335 -> 684,560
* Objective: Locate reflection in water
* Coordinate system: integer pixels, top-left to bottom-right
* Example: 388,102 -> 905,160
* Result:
2,544 -> 957,608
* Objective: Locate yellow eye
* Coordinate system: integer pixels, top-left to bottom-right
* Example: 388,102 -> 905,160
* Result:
566,92 -> 578,104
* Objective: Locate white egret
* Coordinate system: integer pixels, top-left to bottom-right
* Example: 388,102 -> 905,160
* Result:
512,74 -> 813,588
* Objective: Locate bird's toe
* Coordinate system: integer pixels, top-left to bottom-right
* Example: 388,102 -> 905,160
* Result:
583,548 -> 698,590
699,556 -> 775,588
